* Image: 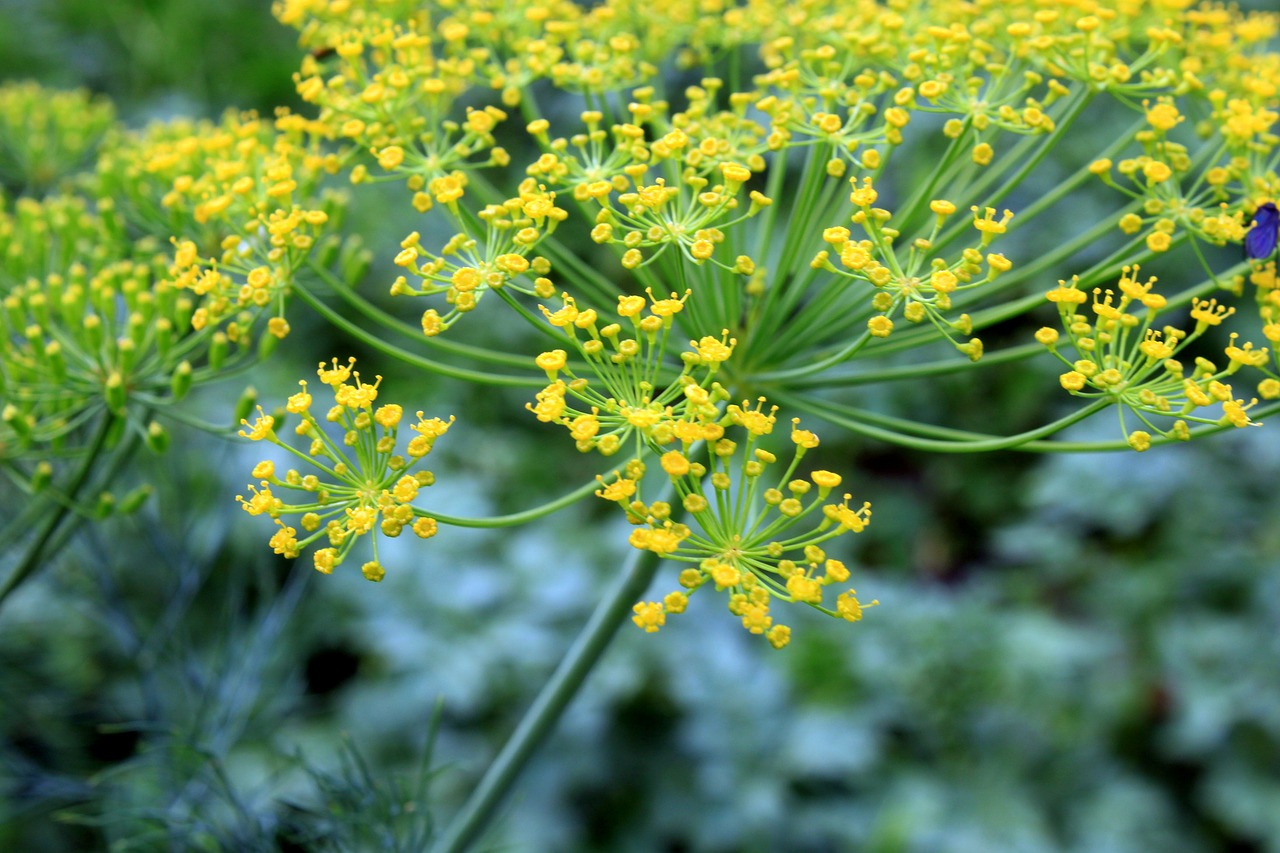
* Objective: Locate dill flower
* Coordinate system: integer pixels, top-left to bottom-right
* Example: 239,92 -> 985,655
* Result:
95,107 -> 352,343
527,290 -> 737,456
257,0 -> 1280,641
237,357 -> 453,580
392,180 -> 568,333
605,406 -> 876,648
0,193 -> 128,291
1040,266 -> 1265,447
0,252 -> 225,461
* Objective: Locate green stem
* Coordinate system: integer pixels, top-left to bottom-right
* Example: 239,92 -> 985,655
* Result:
786,341 -> 1043,389
784,393 -> 1280,452
778,390 -> 1111,452
430,543 -> 665,853
292,284 -> 543,388
424,473 -> 609,528
306,261 -> 533,369
0,414 -> 116,608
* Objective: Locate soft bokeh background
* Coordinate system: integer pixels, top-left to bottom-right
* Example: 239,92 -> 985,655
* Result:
2,1 -> 1279,851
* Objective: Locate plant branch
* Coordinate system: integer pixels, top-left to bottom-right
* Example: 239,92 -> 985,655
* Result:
430,542 -> 665,853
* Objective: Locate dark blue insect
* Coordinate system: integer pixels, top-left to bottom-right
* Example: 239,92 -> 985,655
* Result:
1245,202 -> 1279,261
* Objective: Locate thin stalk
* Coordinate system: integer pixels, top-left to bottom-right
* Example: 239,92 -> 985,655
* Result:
778,390 -> 1111,452
0,414 -> 115,607
306,261 -> 533,369
423,473 -> 610,528
787,392 -> 1280,452
292,284 -> 544,388
786,341 -> 1043,389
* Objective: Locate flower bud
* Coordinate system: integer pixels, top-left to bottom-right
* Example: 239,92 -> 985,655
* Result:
94,491 -> 116,519
104,370 -> 127,413
258,329 -> 280,360
209,332 -> 228,371
30,461 -> 53,492
171,361 -> 193,400
233,386 -> 258,426
145,421 -> 170,453
118,484 -> 153,515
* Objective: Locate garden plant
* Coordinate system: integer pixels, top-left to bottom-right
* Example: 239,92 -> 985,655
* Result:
2,0 -> 1280,849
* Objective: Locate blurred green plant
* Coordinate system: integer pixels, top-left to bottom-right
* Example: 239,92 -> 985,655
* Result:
0,0 -> 301,115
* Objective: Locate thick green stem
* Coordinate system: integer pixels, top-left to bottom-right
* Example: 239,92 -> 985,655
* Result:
430,543 -> 664,853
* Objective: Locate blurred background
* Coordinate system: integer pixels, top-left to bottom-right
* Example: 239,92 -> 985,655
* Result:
1,1 -> 1279,851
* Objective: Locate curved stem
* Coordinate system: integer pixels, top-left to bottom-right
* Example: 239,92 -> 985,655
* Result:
423,472 -> 610,528
430,543 -> 665,853
292,284 -> 543,388
305,261 -> 534,369
786,341 -> 1043,389
778,390 -> 1111,452
784,392 -> 1280,452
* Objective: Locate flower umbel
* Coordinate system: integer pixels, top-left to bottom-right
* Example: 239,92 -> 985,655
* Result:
606,408 -> 876,648
237,357 -> 453,580
1040,266 -> 1265,448
528,290 -> 733,456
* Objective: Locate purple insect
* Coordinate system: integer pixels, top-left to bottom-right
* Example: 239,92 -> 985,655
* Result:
1245,202 -> 1279,261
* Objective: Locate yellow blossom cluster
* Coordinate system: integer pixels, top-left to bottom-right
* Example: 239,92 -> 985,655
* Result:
237,357 -> 453,581
528,289 -> 736,455
273,0 -> 1280,391
95,108 -> 349,342
285,2 -> 523,195
231,0 -> 1280,648
1087,95 -> 1266,256
584,155 -> 771,273
1038,266 -> 1268,449
812,179 -> 1008,359
524,101 -> 773,272
610,407 -> 875,648
391,179 -> 567,333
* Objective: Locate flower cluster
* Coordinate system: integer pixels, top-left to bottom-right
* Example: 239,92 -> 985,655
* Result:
0,82 -> 115,192
1038,266 -> 1268,450
0,193 -> 128,292
582,156 -> 771,273
528,289 -> 736,456
246,0 -> 1280,647
1087,95 -> 1267,256
391,179 -> 567,333
0,254 -> 207,458
813,180 -> 1012,359
602,404 -> 875,648
95,108 -> 350,341
238,357 -> 453,581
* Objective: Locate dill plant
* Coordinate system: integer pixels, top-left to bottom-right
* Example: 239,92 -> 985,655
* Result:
1,0 -> 1279,849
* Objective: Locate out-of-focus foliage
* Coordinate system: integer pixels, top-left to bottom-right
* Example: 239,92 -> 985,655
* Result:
0,0 -> 301,115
